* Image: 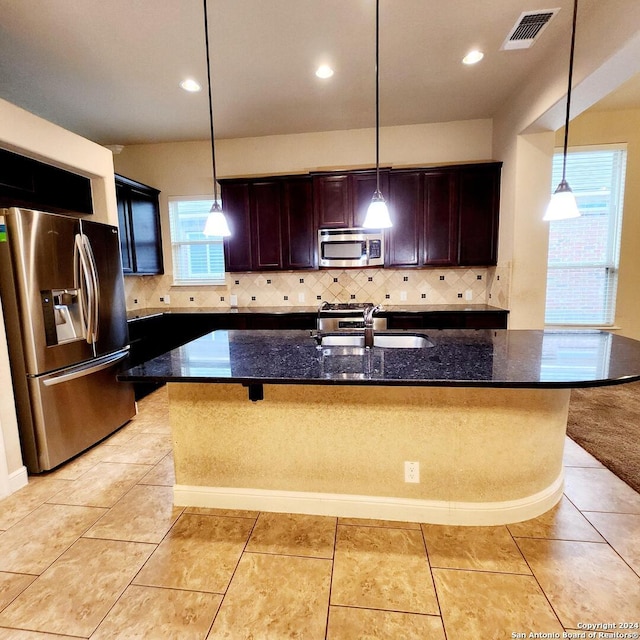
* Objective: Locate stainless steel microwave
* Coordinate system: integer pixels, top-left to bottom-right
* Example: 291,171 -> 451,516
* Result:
318,228 -> 384,268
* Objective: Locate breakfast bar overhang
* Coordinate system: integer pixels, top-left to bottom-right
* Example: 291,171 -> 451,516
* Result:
118,329 -> 640,525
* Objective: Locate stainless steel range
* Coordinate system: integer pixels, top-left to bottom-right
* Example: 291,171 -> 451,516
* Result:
317,302 -> 387,332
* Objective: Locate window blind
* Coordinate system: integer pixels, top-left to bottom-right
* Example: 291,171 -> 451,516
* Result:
168,198 -> 226,285
545,146 -> 626,326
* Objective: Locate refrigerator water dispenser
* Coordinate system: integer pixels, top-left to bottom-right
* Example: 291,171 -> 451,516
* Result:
41,289 -> 83,345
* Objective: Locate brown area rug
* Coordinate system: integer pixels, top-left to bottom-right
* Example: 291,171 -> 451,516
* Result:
567,381 -> 640,494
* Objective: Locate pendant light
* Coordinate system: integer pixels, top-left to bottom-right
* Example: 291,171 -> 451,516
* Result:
544,0 -> 580,222
362,0 -> 392,229
202,0 -> 231,237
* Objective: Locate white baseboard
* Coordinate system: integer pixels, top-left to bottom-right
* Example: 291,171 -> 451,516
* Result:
8,465 -> 28,494
174,472 -> 564,526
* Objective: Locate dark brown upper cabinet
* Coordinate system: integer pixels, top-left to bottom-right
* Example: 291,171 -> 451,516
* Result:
282,176 -> 315,270
221,162 -> 500,273
457,164 -> 501,266
116,174 -> 164,275
0,147 -> 93,215
251,180 -> 283,270
351,171 -> 390,228
387,169 -> 458,267
387,171 -> 423,267
313,173 -> 350,228
424,170 -> 459,265
386,163 -> 500,268
221,175 -> 315,272
221,182 -> 252,272
313,170 -> 389,229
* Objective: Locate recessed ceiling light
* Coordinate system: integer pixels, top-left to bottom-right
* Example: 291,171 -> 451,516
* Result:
180,78 -> 202,92
315,65 -> 334,79
462,50 -> 484,65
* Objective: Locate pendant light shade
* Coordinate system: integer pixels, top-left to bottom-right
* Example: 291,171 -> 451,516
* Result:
203,201 -> 232,236
202,0 -> 231,237
362,0 -> 392,230
544,179 -> 580,221
363,189 -> 392,228
544,0 -> 580,222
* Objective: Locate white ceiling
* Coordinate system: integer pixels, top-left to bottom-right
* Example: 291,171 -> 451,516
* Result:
0,0 -> 632,146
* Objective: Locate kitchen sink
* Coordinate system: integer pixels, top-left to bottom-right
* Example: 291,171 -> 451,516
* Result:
318,333 -> 434,349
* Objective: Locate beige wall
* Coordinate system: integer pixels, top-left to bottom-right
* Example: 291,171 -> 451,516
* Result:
115,119 -> 494,185
500,132 -> 555,329
555,108 -> 640,339
0,98 -> 118,482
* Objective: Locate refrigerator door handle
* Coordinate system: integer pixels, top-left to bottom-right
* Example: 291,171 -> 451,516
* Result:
74,233 -> 91,342
42,349 -> 129,387
82,234 -> 100,343
74,234 -> 97,344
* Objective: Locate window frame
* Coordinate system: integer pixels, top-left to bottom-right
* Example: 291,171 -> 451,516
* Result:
168,195 -> 227,286
544,143 -> 627,328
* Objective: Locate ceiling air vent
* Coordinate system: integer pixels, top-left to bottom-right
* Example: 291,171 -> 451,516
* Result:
501,8 -> 560,50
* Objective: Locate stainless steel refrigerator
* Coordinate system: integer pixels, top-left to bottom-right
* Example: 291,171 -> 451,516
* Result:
0,207 -> 136,473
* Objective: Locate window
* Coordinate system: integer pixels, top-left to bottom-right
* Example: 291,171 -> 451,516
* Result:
168,197 -> 226,285
545,145 -> 627,326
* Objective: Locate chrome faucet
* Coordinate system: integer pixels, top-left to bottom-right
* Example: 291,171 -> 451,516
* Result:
363,304 -> 381,349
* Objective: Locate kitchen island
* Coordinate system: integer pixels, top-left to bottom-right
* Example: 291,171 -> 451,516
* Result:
119,329 -> 640,525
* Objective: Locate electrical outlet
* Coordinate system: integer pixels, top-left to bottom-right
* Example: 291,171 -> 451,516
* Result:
400,291 -> 407,301
163,294 -> 171,305
465,289 -> 473,301
298,292 -> 305,303
404,461 -> 419,483
230,294 -> 238,307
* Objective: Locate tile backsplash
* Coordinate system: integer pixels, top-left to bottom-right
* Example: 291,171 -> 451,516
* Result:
125,265 -> 511,311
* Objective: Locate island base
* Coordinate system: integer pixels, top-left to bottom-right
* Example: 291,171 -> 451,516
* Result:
167,383 -> 570,525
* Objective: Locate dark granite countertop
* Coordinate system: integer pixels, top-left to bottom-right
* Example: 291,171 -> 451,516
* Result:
126,304 -> 508,322
118,328 -> 640,389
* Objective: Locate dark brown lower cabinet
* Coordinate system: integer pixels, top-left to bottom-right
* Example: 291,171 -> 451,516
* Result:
386,310 -> 508,330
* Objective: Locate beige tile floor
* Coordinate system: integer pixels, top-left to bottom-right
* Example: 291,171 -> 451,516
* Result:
0,387 -> 639,639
